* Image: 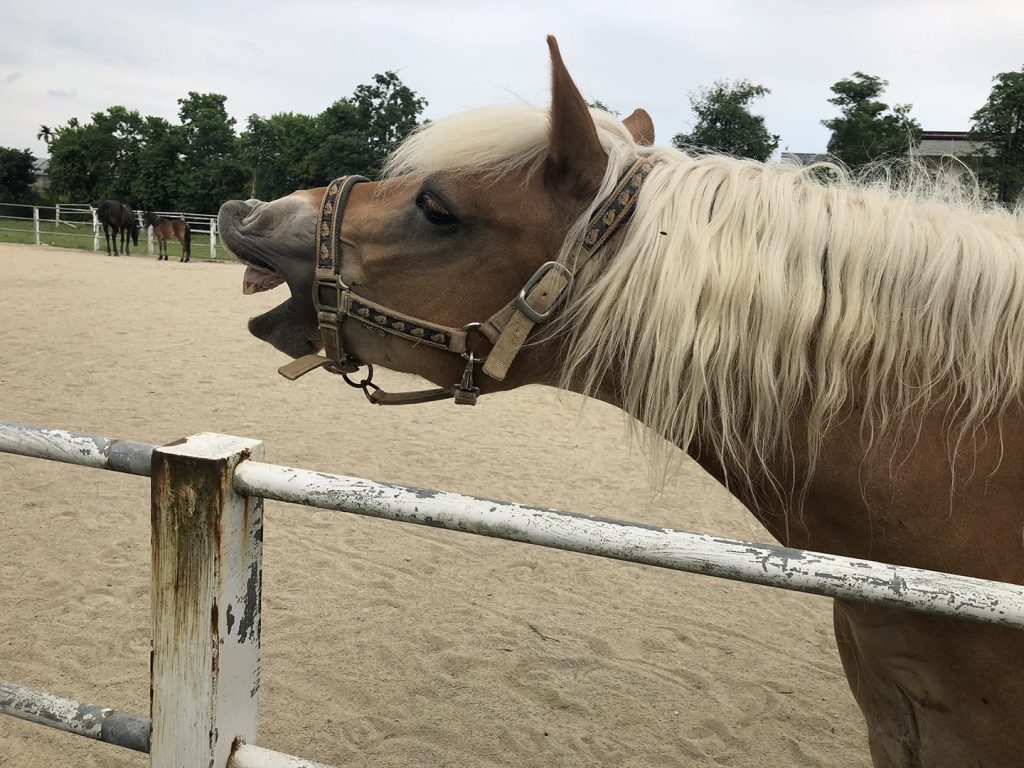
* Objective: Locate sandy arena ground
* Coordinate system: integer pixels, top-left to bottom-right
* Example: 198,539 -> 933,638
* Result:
0,243 -> 870,767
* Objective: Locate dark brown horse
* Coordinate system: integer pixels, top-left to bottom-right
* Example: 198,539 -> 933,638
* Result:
144,212 -> 191,262
96,199 -> 139,256
219,38 -> 1024,767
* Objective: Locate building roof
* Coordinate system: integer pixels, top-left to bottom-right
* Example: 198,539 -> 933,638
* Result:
911,131 -> 990,158
780,152 -> 831,165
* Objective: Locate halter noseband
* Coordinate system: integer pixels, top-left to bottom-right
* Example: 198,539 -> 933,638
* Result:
279,157 -> 655,405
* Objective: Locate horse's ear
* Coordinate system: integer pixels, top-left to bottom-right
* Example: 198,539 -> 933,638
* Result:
545,35 -> 608,199
623,108 -> 655,146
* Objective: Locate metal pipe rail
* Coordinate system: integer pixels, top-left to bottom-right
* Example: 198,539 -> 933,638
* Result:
0,680 -> 149,753
232,460 -> 1024,629
3,420 -> 1024,627
0,681 -> 331,767
0,420 -> 153,475
5,419 -> 1024,767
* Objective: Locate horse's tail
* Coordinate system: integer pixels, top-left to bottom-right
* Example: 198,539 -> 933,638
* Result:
183,223 -> 192,257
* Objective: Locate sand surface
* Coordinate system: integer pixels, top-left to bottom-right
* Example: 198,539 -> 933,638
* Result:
0,243 -> 870,767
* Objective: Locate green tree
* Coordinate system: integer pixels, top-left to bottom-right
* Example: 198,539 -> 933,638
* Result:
133,116 -> 184,210
0,146 -> 38,203
822,72 -> 920,168
47,118 -> 107,202
308,71 -> 427,182
970,68 -> 1024,204
351,71 -> 427,176
309,98 -> 373,181
45,107 -> 144,203
176,92 -> 246,212
239,112 -> 319,200
672,79 -> 779,161
587,99 -> 620,116
91,106 -> 145,200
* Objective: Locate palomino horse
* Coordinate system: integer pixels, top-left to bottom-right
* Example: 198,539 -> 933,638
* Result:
144,211 -> 192,262
96,199 -> 139,256
219,38 -> 1024,768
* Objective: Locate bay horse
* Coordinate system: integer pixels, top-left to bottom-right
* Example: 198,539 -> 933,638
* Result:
96,199 -> 139,256
218,38 -> 1024,767
144,211 -> 191,262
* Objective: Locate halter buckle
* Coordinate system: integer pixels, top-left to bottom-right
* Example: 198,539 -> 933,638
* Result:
515,261 -> 574,323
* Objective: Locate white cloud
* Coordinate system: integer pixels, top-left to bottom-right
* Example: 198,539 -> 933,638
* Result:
2,0 -> 1022,160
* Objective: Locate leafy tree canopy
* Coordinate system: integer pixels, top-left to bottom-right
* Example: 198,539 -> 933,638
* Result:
672,79 -> 779,162
0,146 -> 38,203
822,72 -> 920,168
970,67 -> 1024,204
37,71 -> 424,210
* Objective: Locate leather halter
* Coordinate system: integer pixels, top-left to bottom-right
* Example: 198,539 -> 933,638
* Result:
279,157 -> 656,405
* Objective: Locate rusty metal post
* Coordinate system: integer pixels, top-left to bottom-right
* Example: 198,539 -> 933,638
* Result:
151,433 -> 264,768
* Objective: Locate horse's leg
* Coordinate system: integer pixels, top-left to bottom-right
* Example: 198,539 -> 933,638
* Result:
103,223 -> 112,255
834,601 -> 1024,767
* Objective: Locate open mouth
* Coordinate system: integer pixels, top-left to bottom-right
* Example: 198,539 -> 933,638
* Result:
242,264 -> 285,295
227,245 -> 287,296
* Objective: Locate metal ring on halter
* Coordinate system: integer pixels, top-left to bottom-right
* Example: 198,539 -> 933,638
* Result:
342,363 -> 384,404
460,322 -> 488,363
342,363 -> 375,390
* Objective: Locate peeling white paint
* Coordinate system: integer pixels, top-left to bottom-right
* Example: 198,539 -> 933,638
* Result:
233,460 -> 1024,628
230,743 -> 336,768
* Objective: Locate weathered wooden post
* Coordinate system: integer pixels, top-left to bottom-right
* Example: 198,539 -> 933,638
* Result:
92,207 -> 99,251
151,433 -> 264,768
33,207 -> 40,246
209,218 -> 218,260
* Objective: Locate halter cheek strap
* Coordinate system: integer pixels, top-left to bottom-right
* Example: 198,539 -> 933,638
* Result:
480,158 -> 655,381
278,157 -> 656,405
279,175 -> 477,404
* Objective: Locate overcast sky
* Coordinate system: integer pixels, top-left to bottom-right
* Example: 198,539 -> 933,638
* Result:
3,0 -> 1023,163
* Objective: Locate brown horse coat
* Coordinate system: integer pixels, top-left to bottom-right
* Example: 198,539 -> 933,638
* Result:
218,38 -> 1024,767
145,212 -> 191,262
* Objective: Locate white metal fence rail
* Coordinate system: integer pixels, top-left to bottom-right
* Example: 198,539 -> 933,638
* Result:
3,419 -> 1024,765
0,202 -> 220,259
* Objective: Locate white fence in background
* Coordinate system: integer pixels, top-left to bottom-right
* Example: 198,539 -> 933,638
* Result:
2,419 -> 1024,765
0,202 -> 221,259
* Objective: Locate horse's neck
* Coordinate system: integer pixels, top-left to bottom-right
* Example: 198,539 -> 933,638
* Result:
697,404 -> 1024,583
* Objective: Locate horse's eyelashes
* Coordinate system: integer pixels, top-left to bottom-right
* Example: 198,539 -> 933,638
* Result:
416,193 -> 457,228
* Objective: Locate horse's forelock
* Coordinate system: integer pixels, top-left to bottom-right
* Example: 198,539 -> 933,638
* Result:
383,105 -> 636,182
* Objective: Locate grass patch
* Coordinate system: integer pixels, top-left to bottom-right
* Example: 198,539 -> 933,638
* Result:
0,217 -> 237,262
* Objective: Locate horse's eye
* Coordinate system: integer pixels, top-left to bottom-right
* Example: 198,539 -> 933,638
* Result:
416,193 -> 457,228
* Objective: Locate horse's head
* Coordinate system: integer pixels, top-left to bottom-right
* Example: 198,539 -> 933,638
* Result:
129,216 -> 140,246
219,37 -> 654,398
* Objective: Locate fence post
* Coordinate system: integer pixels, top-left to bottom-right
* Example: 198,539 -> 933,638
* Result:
209,218 -> 218,260
33,207 -> 40,246
92,207 -> 99,252
147,226 -> 154,256
150,433 -> 264,768
55,203 -> 61,228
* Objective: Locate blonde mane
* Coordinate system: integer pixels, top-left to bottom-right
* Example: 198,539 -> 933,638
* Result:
386,105 -> 1024,494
